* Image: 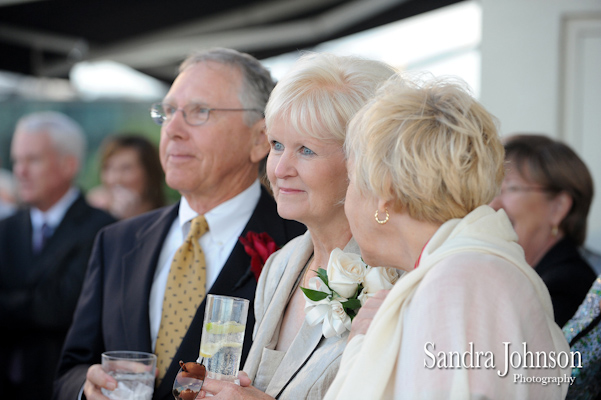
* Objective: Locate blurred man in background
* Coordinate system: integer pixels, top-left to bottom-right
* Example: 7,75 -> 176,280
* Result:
0,111 -> 116,400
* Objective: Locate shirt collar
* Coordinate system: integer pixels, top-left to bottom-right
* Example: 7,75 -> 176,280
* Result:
30,187 -> 79,230
177,180 -> 261,240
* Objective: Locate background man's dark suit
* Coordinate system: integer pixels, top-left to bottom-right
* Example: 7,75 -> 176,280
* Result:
0,194 -> 116,399
54,187 -> 305,400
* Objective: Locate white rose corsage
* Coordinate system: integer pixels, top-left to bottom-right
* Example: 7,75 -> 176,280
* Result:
300,248 -> 400,338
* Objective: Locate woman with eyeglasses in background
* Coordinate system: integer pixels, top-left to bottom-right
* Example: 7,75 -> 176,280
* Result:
489,134 -> 596,326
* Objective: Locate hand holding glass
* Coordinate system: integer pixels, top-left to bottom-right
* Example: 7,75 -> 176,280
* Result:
199,295 -> 250,383
101,351 -> 156,400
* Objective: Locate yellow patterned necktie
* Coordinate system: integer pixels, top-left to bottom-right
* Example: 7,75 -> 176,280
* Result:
155,215 -> 209,384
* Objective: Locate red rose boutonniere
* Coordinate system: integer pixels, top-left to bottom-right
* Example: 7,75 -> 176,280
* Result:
239,232 -> 279,281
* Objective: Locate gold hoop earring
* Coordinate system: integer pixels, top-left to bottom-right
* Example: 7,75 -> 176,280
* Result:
551,226 -> 558,237
374,209 -> 389,225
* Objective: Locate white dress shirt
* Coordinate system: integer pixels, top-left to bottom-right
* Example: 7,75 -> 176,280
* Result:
30,187 -> 79,251
149,180 -> 261,351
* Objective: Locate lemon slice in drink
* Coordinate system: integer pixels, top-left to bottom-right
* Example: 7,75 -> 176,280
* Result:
199,342 -> 221,358
204,321 -> 246,334
199,341 -> 243,358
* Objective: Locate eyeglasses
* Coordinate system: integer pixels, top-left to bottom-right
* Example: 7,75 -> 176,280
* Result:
499,185 -> 552,196
150,102 -> 263,126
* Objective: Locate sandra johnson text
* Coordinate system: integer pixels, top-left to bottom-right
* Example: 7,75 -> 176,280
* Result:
424,342 -> 581,377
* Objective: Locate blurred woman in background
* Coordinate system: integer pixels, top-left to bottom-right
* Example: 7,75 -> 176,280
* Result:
490,134 -> 596,326
87,134 -> 165,219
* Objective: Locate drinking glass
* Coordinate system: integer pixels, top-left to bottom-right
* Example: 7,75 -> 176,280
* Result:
199,295 -> 249,383
101,351 -> 156,400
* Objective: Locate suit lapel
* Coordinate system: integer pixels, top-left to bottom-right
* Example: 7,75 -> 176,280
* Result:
212,186 -> 304,293
28,195 -> 85,282
2,209 -> 34,284
267,323 -> 323,398
120,204 -> 179,352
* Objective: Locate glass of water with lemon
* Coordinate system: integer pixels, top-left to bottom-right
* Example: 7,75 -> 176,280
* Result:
199,295 -> 249,383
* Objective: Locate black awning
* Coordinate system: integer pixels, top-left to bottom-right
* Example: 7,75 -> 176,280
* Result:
0,0 -> 463,83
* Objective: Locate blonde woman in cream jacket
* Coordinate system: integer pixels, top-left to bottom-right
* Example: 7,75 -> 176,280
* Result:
326,76 -> 572,400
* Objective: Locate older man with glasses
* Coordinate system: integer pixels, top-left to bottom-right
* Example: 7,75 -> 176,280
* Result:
53,48 -> 305,400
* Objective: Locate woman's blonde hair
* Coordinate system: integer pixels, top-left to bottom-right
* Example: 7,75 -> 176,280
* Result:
346,75 -> 505,224
265,52 -> 397,143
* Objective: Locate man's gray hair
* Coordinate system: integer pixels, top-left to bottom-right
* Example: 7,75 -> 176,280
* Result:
179,48 -> 275,126
15,111 -> 86,168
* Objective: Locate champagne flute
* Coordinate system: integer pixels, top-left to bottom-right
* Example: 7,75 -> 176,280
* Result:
172,360 -> 206,400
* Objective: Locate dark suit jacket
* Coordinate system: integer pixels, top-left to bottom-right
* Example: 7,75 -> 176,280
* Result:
535,237 -> 597,326
53,186 -> 305,400
0,194 -> 116,400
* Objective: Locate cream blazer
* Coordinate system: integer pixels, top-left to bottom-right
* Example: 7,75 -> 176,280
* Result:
244,231 -> 360,399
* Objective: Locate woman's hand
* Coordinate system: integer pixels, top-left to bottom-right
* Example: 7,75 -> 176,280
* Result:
348,289 -> 390,342
83,363 -> 117,399
198,371 -> 273,399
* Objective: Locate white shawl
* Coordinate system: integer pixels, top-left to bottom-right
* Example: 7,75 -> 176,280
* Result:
325,206 -> 571,400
